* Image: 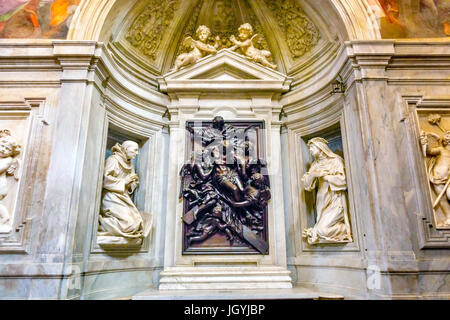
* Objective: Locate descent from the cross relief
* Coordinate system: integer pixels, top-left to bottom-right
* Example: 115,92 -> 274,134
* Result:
172,23 -> 277,71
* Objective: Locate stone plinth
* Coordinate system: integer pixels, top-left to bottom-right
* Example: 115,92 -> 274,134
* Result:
132,287 -> 343,300
158,266 -> 292,290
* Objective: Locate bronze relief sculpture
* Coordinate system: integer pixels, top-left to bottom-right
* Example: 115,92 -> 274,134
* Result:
180,116 -> 270,254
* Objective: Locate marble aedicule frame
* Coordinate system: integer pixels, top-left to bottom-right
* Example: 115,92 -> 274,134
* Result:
0,98 -> 47,253
402,95 -> 450,248
287,104 -> 360,253
90,112 -> 158,254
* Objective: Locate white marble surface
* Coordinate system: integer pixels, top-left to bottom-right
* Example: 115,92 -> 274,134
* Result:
0,32 -> 449,300
158,49 -> 293,291
132,287 -> 343,300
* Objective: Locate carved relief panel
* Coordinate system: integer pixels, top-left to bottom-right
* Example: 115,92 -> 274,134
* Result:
301,127 -> 353,245
402,96 -> 450,248
181,118 -> 269,254
0,99 -> 47,252
417,111 -> 450,228
91,123 -> 156,253
0,125 -> 24,233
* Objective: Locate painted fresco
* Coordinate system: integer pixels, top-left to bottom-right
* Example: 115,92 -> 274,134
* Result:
368,0 -> 450,38
0,0 -> 80,39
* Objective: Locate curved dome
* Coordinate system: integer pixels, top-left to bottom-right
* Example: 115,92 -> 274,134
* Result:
90,0 -> 352,90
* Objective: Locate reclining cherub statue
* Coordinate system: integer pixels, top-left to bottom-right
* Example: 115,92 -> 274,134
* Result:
172,25 -> 220,72
229,23 -> 277,69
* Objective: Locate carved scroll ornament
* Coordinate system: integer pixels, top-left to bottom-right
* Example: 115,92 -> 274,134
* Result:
264,0 -> 321,59
126,0 -> 180,61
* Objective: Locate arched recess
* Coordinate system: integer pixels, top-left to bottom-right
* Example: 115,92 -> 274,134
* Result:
68,0 -> 381,42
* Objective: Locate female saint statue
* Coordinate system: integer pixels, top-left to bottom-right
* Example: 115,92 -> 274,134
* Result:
301,137 -> 353,244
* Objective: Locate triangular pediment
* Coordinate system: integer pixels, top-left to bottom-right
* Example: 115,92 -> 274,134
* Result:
158,49 -> 291,93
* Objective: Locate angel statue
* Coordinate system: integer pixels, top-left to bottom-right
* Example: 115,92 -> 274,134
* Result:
229,23 -> 277,69
301,137 -> 353,245
420,114 -> 450,227
172,25 -> 221,72
98,141 -> 152,246
0,129 -> 21,231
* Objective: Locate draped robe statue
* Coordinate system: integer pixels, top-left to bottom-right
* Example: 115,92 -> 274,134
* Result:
301,137 -> 353,244
98,141 -> 151,246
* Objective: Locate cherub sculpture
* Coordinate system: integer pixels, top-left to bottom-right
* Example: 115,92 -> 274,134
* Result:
229,23 -> 277,69
98,141 -> 152,245
0,129 -> 21,229
420,114 -> 450,227
172,25 -> 220,72
301,137 -> 352,244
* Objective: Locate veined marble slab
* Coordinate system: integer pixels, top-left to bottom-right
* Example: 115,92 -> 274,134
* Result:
131,287 -> 344,300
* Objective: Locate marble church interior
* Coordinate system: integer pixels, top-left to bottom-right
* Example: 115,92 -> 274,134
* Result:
0,0 -> 449,300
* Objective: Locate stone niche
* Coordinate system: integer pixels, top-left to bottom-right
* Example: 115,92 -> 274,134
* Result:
300,124 -> 348,241
91,124 -> 153,253
416,109 -> 450,229
157,48 -> 293,290
288,114 -> 360,253
182,119 -> 269,255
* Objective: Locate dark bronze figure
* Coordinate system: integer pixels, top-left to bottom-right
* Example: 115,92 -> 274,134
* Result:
180,117 -> 270,254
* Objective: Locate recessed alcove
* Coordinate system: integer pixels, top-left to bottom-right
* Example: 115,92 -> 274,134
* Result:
301,123 -> 345,234
91,123 -> 152,253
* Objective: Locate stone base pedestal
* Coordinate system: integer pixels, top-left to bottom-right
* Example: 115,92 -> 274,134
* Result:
132,287 -> 343,300
97,236 -> 143,247
158,266 -> 293,290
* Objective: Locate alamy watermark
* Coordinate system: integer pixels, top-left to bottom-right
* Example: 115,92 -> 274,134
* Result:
366,264 -> 381,290
67,265 -> 81,290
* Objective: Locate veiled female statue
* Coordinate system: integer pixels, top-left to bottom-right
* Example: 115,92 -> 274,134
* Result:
98,141 -> 151,245
301,137 -> 353,244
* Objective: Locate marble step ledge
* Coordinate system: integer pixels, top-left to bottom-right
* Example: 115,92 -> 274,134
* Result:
158,266 -> 293,290
160,266 -> 292,275
132,287 -> 345,300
